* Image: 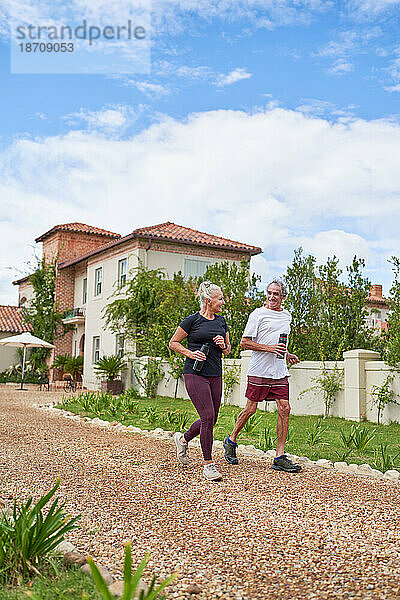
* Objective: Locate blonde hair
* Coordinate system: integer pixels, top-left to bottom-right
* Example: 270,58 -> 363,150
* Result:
197,281 -> 222,309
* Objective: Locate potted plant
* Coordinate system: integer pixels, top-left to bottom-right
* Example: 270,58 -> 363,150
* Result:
52,353 -> 71,382
64,355 -> 84,387
94,354 -> 127,395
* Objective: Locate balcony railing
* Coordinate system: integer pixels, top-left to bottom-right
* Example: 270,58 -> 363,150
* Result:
62,307 -> 86,324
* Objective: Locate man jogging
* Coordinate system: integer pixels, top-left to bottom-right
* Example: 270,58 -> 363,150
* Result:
223,279 -> 302,473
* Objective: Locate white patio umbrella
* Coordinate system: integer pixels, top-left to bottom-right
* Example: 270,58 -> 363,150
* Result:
0,332 -> 55,390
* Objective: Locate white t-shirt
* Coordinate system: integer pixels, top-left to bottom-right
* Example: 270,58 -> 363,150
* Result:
243,307 -> 292,379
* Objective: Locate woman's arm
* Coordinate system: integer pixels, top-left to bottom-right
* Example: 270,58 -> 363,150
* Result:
213,331 -> 231,356
169,327 -> 206,361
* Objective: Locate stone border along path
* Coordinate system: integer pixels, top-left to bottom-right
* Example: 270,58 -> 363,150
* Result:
1,387 -> 400,600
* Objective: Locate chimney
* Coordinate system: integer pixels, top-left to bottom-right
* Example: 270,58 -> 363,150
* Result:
370,284 -> 383,298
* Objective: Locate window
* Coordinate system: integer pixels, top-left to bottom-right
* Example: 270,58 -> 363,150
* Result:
94,268 -> 102,296
118,258 -> 127,287
92,336 -> 100,363
184,258 -> 212,279
74,340 -> 77,356
83,278 -> 87,304
115,334 -> 125,357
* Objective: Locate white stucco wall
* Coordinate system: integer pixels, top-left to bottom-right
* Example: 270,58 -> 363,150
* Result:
0,332 -> 21,372
365,361 -> 400,424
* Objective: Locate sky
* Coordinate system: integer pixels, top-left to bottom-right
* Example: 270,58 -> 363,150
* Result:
0,0 -> 400,304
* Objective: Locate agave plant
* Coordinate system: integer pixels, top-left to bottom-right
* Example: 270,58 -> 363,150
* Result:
94,355 -> 127,382
242,413 -> 262,434
0,479 -> 80,583
64,355 -> 84,382
258,426 -> 276,452
87,543 -> 177,600
175,411 -> 190,431
373,443 -> 400,472
143,406 -> 157,424
351,424 -> 375,453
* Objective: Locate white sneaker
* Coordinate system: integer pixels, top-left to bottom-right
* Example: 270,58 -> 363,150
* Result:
173,432 -> 188,466
203,463 -> 222,481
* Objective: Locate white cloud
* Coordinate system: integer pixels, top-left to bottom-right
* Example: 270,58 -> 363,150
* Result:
1,106 -> 400,302
347,0 -> 400,17
328,59 -> 354,75
301,230 -> 370,267
215,68 -> 252,87
385,83 -> 400,92
130,81 -> 170,97
64,105 -> 136,132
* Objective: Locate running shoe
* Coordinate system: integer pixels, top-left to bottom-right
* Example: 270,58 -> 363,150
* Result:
272,455 -> 302,473
203,463 -> 222,481
173,432 -> 188,466
223,437 -> 239,465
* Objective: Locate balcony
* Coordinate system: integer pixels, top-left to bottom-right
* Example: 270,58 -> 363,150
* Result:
62,307 -> 86,325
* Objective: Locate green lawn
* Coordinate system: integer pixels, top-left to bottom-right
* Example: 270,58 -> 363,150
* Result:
0,563 -> 99,600
58,394 -> 400,471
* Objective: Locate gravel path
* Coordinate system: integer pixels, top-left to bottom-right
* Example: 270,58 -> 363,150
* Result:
1,386 -> 400,600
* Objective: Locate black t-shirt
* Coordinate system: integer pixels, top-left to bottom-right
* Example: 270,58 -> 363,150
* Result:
179,312 -> 229,377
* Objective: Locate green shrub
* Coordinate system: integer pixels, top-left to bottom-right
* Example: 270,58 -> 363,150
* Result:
0,480 -> 80,584
242,413 -> 262,434
258,427 -> 276,451
87,543 -> 177,600
94,355 -> 127,382
175,411 -> 190,431
373,443 -> 400,472
143,406 -> 157,424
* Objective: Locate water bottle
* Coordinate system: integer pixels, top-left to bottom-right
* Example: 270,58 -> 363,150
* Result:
193,343 -> 210,372
276,333 -> 287,359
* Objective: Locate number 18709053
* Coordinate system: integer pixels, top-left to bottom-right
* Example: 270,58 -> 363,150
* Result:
19,42 -> 74,52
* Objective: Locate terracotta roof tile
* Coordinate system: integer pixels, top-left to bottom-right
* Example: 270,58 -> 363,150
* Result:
367,295 -> 388,306
131,222 -> 262,253
58,221 -> 262,270
0,306 -> 31,333
36,223 -> 121,243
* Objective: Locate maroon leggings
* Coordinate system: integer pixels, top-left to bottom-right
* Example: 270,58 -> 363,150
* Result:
183,374 -> 222,461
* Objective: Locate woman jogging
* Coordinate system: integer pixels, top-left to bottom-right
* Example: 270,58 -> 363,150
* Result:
169,281 -> 231,481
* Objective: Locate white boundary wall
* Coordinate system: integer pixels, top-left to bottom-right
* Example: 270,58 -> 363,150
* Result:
127,349 -> 400,424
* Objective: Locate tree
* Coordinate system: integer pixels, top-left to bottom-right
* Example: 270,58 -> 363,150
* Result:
283,248 -> 319,359
284,249 -> 376,361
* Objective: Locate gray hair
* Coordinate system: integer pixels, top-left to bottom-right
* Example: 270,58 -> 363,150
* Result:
267,278 -> 287,298
197,281 -> 222,308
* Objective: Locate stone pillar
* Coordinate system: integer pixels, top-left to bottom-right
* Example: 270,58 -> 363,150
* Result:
343,349 -> 380,421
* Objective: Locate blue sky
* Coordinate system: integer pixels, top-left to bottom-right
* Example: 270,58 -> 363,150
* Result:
1,0 -> 400,303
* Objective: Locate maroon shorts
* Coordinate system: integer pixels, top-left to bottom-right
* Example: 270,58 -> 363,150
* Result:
245,376 -> 289,403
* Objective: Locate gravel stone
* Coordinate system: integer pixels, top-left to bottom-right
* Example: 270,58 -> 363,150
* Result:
63,551 -> 87,566
383,470 -> 400,481
55,540 -> 76,553
81,562 -> 114,584
1,387 -> 399,600
186,583 -> 202,594
315,459 -> 334,469
358,463 -> 374,474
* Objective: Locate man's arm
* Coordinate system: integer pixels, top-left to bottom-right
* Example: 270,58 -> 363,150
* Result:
240,336 -> 287,355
